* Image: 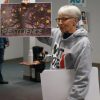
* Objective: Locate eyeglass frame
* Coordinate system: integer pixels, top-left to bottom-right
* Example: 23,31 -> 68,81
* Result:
55,17 -> 75,23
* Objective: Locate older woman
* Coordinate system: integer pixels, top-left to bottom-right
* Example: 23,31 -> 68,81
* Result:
37,5 -> 92,100
51,5 -> 92,100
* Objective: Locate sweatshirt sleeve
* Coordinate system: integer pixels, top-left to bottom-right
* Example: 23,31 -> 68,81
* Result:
67,42 -> 92,100
36,37 -> 52,46
36,28 -> 59,46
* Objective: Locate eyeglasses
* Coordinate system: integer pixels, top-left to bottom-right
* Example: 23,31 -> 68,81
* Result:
55,17 -> 73,22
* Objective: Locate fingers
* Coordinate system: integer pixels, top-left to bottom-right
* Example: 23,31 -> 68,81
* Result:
22,0 -> 30,4
3,0 -> 9,3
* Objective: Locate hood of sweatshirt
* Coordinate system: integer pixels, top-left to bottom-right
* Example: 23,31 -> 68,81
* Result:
52,27 -> 88,49
60,27 -> 88,41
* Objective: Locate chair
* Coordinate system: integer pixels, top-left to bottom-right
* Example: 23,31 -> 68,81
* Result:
32,46 -> 45,82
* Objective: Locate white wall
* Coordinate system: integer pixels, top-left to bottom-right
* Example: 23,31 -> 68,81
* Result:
86,0 -> 100,63
4,37 -> 23,60
36,0 -> 100,63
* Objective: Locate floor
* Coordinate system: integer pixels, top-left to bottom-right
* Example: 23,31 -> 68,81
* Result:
0,58 -> 100,100
0,58 -> 43,100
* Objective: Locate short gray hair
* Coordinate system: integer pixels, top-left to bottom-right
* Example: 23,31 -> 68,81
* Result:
58,5 -> 81,20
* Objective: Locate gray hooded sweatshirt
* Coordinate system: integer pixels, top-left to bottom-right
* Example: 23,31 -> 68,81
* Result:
37,27 -> 92,100
51,27 -> 92,100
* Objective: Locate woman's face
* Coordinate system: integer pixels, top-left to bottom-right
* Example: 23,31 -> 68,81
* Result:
56,14 -> 77,33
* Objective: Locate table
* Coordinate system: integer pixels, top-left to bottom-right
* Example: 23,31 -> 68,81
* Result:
20,61 -> 41,82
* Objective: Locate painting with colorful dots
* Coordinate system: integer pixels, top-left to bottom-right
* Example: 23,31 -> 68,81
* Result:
0,3 -> 51,36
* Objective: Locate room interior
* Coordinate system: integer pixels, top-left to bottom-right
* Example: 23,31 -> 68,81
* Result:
0,0 -> 100,100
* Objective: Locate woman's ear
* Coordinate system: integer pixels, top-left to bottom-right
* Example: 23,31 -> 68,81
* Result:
73,18 -> 78,26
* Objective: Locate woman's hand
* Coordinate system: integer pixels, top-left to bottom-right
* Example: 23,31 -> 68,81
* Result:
3,0 -> 9,3
22,0 -> 30,4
